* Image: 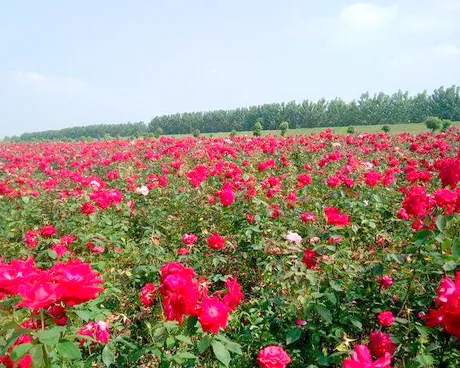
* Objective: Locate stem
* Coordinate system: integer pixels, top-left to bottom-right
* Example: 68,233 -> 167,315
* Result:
397,272 -> 414,317
40,310 -> 45,331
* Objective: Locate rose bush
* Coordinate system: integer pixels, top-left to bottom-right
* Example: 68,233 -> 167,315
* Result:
0,128 -> 459,366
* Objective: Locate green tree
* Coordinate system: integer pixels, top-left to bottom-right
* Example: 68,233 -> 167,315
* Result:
192,129 -> 201,138
279,121 -> 289,136
442,119 -> 452,132
155,127 -> 163,138
382,125 -> 391,133
424,116 -> 442,132
253,120 -> 263,137
346,126 -> 355,134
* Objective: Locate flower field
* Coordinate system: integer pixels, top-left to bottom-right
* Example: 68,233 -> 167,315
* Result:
1,129 -> 460,367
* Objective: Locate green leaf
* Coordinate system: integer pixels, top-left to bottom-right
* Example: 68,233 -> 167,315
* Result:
29,344 -> 44,368
326,292 -> 337,305
10,343 -> 33,359
436,215 -> 446,232
36,327 -> 64,346
452,239 -> 460,257
102,343 -> 116,367
329,280 -> 342,292
165,336 -> 175,349
443,261 -> 457,272
416,354 -> 434,366
175,335 -> 193,345
56,340 -> 82,360
211,341 -> 231,367
75,310 -> 92,322
286,327 -> 302,345
226,341 -> 243,356
176,351 -> 197,360
371,264 -> 384,276
350,319 -> 362,330
315,304 -> 332,323
305,271 -> 317,286
197,335 -> 212,354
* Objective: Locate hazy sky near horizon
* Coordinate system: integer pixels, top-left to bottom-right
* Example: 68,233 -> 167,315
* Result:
1,0 -> 460,137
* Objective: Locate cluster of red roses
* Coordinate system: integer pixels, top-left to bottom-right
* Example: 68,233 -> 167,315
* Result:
0,257 -> 103,310
425,272 -> 460,338
140,262 -> 243,334
399,185 -> 460,230
0,257 -> 106,366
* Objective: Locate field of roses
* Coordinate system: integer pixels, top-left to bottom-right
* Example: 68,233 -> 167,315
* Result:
1,128 -> 460,368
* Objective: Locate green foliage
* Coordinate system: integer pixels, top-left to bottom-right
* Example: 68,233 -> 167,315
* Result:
253,120 -> 263,137
279,121 -> 289,136
424,116 -> 443,132
382,124 -> 391,132
230,130 -> 237,137
192,129 -> 201,138
15,85 -> 460,140
442,119 -> 452,132
154,127 -> 163,138
346,126 -> 355,134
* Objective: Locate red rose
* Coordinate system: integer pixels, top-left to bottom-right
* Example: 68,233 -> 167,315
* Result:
257,345 -> 291,368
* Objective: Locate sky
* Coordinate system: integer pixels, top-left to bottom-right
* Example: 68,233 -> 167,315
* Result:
1,0 -> 460,137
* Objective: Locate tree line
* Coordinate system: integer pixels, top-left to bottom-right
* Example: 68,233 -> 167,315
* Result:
4,85 -> 460,141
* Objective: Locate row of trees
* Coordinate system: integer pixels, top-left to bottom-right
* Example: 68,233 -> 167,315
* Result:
5,85 -> 460,141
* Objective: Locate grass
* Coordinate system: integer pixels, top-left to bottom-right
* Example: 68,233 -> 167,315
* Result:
169,122 -> 460,138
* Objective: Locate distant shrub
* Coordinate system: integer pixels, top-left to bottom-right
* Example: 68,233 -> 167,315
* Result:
279,121 -> 289,136
382,125 -> 391,133
154,127 -> 163,138
347,126 -> 355,134
192,129 -> 200,138
253,121 -> 263,137
230,130 -> 237,137
424,116 -> 442,132
442,119 -> 452,132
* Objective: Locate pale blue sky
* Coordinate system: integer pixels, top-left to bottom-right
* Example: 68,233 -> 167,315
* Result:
1,0 -> 459,136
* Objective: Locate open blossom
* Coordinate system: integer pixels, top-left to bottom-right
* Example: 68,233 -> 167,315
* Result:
425,272 -> 460,337
401,186 -> 435,218
160,262 -> 199,322
140,282 -> 156,307
135,185 -> 149,196
219,183 -> 235,206
378,275 -> 393,288
81,201 -> 95,215
342,345 -> 391,368
222,277 -> 244,311
49,259 -> 104,306
257,345 -> 291,368
24,230 -> 39,248
177,247 -> 190,256
302,248 -> 318,269
324,207 -> 351,226
0,258 -> 41,295
18,280 -> 62,310
368,331 -> 396,358
377,311 -> 395,326
182,233 -> 198,246
286,231 -> 302,244
40,225 -> 57,237
300,212 -> 316,223
197,296 -> 230,333
364,170 -> 381,187
78,321 -> 110,344
207,233 -> 226,250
